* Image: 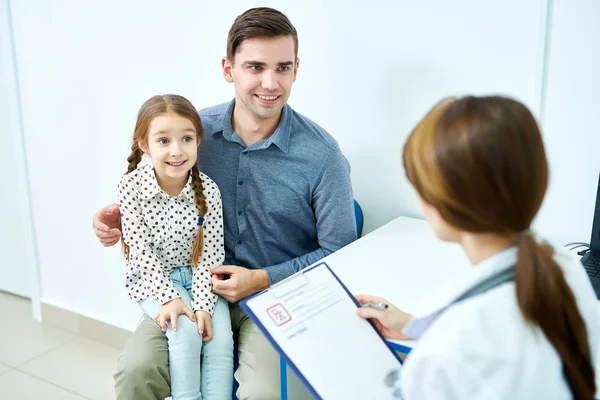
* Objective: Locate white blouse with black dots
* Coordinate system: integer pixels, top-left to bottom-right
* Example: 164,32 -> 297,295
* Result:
117,162 -> 225,315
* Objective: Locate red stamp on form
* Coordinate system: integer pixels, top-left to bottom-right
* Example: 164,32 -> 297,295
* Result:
266,303 -> 292,326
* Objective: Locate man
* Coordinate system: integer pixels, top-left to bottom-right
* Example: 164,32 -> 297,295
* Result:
93,7 -> 357,400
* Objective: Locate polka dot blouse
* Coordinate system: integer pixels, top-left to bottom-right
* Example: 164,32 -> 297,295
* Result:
117,163 -> 225,315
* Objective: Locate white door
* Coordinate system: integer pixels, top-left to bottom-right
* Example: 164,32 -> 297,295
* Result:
0,0 -> 35,298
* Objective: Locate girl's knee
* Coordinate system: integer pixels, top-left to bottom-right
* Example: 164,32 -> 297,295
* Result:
167,317 -> 203,346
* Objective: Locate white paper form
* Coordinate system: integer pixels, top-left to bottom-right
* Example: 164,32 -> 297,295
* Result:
241,262 -> 402,400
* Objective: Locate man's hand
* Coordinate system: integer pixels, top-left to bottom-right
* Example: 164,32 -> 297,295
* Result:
355,294 -> 412,340
211,265 -> 269,303
92,203 -> 122,247
153,298 -> 195,332
195,310 -> 213,342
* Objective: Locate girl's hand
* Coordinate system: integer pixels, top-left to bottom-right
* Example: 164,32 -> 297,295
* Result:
154,298 -> 195,332
355,295 -> 413,341
195,311 -> 213,342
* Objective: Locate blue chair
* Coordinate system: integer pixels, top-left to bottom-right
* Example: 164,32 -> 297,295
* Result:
354,199 -> 364,238
232,347 -> 239,399
233,200 -> 365,399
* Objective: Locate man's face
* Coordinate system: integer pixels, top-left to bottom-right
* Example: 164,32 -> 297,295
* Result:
222,35 -> 299,122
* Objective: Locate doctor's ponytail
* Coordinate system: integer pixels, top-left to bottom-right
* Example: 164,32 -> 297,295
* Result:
516,233 -> 594,400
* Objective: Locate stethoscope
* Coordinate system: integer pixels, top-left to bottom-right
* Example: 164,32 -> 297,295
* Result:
384,369 -> 403,399
383,265 -> 517,399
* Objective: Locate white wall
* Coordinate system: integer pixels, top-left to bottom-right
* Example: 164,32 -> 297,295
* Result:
0,0 -> 29,297
534,0 -> 600,244
0,0 -> 40,317
5,0 -> 598,330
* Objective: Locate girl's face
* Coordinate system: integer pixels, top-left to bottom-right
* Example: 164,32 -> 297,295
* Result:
140,112 -> 199,191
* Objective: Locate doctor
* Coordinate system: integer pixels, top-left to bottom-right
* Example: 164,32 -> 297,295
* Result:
357,96 -> 598,399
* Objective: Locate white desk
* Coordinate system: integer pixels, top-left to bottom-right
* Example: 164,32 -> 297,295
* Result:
325,216 -> 470,350
328,217 -> 468,312
280,216 -> 600,398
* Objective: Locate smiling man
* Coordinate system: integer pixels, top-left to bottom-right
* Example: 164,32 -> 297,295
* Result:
94,7 -> 357,400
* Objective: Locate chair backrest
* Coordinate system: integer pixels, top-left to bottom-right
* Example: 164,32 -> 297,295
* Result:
354,200 -> 364,238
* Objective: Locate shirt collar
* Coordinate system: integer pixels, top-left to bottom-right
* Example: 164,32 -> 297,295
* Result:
216,99 -> 292,153
403,246 -> 518,339
138,162 -> 194,202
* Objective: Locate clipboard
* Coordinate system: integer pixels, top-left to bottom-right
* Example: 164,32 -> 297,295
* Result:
240,262 -> 403,400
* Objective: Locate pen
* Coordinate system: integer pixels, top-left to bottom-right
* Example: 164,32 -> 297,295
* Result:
360,302 -> 389,310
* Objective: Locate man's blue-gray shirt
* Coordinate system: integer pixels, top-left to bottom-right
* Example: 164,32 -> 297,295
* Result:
197,100 -> 357,285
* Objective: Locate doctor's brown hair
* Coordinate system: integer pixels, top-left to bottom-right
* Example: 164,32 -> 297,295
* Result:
121,94 -> 207,267
403,95 -> 595,400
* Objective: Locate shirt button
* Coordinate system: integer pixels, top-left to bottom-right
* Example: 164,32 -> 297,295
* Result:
237,210 -> 242,216
237,240 -> 242,245
238,181 -> 244,186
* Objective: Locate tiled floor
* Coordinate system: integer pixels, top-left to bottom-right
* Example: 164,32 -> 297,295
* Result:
0,291 -> 121,400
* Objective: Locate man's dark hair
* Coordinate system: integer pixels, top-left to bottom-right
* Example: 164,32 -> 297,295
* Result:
227,7 -> 298,61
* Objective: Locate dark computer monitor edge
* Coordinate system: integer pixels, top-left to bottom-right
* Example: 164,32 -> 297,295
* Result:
590,171 -> 600,253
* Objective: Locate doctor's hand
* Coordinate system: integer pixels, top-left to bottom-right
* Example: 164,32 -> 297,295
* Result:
355,294 -> 413,341
211,265 -> 269,303
92,203 -> 122,247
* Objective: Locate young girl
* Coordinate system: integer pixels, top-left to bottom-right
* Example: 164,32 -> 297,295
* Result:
118,94 -> 233,400
357,96 -> 598,399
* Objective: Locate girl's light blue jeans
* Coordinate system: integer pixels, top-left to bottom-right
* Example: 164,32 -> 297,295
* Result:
139,266 -> 233,400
